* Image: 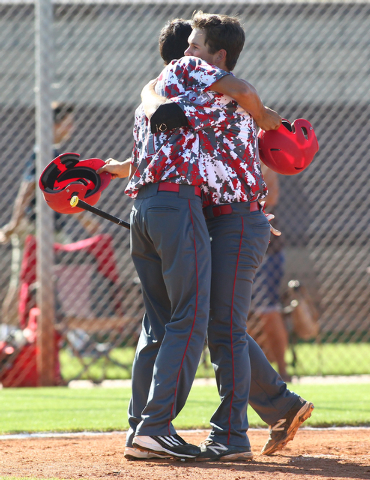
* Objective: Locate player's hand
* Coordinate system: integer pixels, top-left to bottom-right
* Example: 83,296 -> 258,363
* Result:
260,201 -> 281,236
0,224 -> 14,244
141,78 -> 166,119
97,158 -> 130,179
256,107 -> 282,131
145,78 -> 157,92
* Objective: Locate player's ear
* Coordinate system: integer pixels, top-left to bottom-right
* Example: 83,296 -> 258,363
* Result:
216,49 -> 227,64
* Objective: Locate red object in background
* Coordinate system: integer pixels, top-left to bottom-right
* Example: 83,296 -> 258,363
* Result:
18,233 -> 121,328
0,233 -> 123,387
0,308 -> 62,388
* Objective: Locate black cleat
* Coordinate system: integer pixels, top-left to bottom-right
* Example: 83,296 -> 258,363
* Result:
133,434 -> 200,460
196,440 -> 253,462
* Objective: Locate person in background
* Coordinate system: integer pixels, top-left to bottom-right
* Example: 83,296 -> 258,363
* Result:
252,163 -> 291,382
0,102 -> 100,326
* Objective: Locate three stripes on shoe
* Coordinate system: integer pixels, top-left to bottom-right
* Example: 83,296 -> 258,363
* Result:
152,435 -> 186,448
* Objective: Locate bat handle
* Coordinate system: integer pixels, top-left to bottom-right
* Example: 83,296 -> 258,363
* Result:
69,195 -> 130,230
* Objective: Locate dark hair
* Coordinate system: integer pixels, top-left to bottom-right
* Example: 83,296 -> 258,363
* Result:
159,18 -> 192,65
191,11 -> 245,71
52,101 -> 74,123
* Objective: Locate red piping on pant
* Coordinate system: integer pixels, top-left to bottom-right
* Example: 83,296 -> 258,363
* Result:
168,199 -> 199,434
227,216 -> 244,444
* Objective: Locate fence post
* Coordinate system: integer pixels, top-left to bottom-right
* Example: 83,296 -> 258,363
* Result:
35,0 -> 55,386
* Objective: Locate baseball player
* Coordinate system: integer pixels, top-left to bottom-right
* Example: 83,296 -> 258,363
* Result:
98,12 -> 312,459
119,36 -> 245,462
147,15 -> 314,459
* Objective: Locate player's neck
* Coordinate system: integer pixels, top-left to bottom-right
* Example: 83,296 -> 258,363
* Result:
213,59 -> 229,72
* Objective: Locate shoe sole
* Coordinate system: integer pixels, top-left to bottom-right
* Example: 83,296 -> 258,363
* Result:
133,438 -> 197,459
125,454 -> 170,460
124,454 -> 166,460
262,402 -> 314,456
220,451 -> 254,462
124,449 -> 169,460
196,451 -> 254,462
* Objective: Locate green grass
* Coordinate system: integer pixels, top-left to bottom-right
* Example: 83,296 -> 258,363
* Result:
59,347 -> 215,382
176,383 -> 370,429
59,347 -> 135,382
0,382 -> 369,434
285,342 -> 370,377
59,342 -> 370,382
0,388 -> 130,434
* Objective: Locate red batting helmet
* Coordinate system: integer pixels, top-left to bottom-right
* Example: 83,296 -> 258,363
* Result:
258,119 -> 319,175
39,152 -> 111,214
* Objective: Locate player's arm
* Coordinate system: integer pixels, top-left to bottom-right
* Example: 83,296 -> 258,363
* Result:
141,80 -> 190,134
211,75 -> 281,131
97,158 -> 131,179
141,68 -> 281,132
0,180 -> 35,244
261,164 -> 279,208
259,164 -> 281,236
141,79 -> 165,119
141,57 -> 230,132
142,80 -> 221,133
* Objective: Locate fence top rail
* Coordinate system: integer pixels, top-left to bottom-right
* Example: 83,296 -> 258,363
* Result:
2,0 -> 370,5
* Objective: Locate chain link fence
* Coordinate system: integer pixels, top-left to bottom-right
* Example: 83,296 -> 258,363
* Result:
0,0 -> 369,385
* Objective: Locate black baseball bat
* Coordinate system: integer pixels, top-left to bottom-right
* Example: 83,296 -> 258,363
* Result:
70,196 -> 130,230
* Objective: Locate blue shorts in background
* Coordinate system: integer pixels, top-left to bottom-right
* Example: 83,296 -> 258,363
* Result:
252,250 -> 285,313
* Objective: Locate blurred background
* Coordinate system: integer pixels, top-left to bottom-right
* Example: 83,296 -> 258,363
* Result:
0,0 -> 369,386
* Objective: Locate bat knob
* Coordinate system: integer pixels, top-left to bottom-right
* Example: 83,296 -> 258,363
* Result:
70,196 -> 79,208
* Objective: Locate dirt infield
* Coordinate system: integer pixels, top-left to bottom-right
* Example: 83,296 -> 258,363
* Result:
0,429 -> 369,480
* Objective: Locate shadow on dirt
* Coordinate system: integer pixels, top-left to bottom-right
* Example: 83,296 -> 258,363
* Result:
142,454 -> 370,480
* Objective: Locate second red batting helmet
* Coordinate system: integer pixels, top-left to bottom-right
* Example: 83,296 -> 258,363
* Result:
258,119 -> 319,175
39,152 -> 111,214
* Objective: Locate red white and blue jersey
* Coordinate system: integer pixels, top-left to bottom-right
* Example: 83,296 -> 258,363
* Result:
167,70 -> 267,206
125,57 -> 228,198
125,56 -> 267,205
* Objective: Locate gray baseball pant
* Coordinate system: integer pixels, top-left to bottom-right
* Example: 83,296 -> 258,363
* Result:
126,323 -> 298,447
129,183 -> 211,438
126,198 -> 298,447
205,202 -> 280,446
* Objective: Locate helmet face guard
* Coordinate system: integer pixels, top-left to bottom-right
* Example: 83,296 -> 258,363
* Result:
39,153 -> 111,214
258,119 -> 319,175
